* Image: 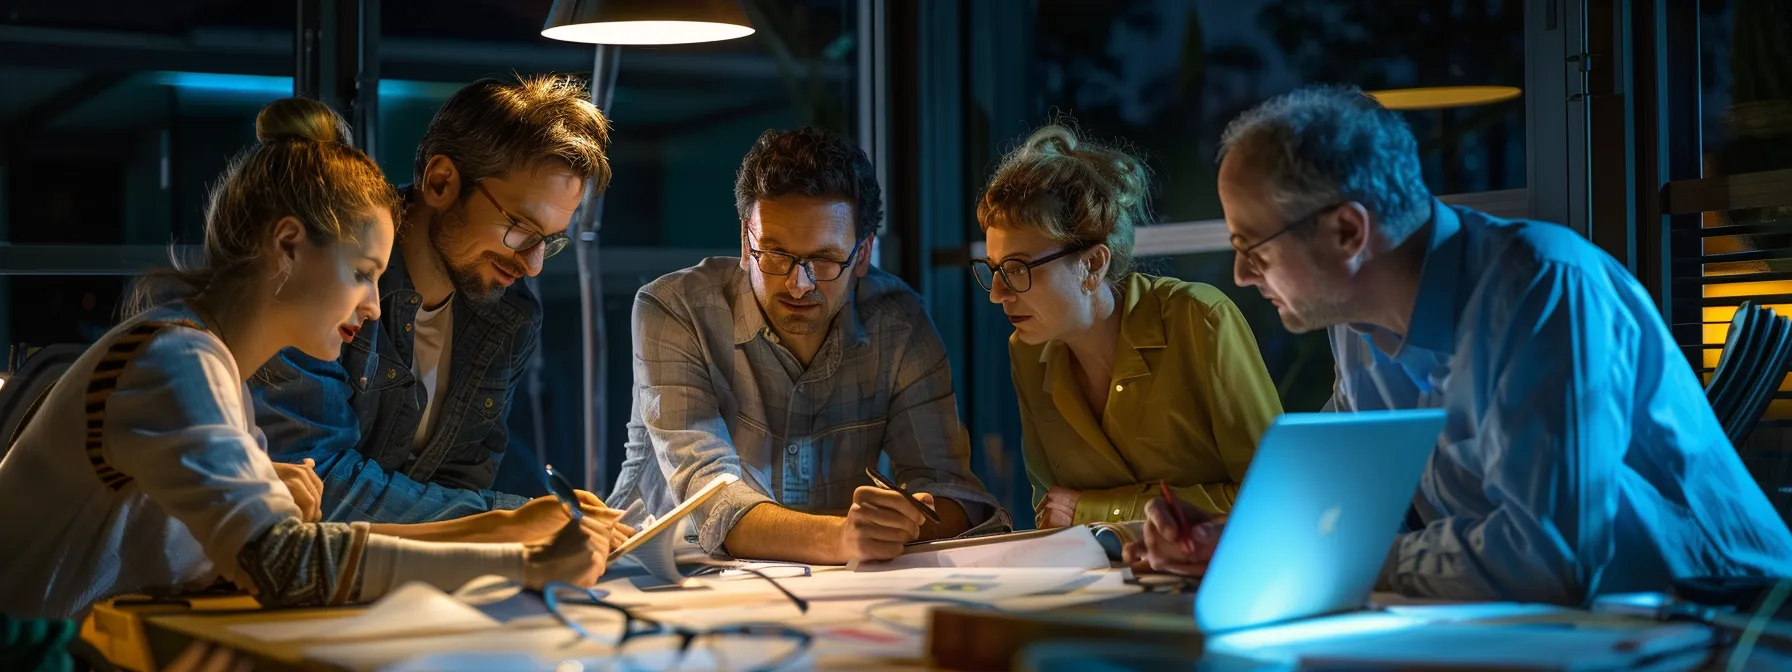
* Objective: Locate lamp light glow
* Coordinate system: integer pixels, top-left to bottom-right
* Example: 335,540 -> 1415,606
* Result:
1366,86 -> 1523,110
542,0 -> 754,46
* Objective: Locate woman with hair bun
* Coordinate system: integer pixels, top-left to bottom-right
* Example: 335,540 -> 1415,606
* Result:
973,123 -> 1282,529
0,98 -> 620,620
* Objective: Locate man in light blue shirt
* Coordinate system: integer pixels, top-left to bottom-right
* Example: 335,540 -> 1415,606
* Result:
1130,85 -> 1792,605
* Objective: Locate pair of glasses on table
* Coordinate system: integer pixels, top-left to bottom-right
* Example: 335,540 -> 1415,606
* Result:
539,567 -> 814,672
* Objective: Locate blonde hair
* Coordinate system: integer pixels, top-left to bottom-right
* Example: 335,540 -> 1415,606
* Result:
976,122 -> 1153,284
127,98 -> 401,316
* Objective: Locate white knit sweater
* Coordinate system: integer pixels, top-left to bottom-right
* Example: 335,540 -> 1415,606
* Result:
0,304 -> 525,619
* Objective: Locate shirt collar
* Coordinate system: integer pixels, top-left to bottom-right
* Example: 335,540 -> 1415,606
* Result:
1343,199 -> 1466,357
1114,273 -> 1166,380
1402,199 -> 1467,355
1036,273 -> 1164,381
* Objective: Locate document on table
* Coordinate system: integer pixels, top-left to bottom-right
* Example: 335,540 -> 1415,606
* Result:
228,582 -> 500,643
599,566 -> 1095,610
848,525 -> 1110,571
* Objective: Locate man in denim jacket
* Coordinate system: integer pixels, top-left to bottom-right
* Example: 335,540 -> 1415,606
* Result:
250,76 -> 612,523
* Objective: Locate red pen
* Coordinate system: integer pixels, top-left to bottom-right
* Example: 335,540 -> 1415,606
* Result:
1159,480 -> 1199,556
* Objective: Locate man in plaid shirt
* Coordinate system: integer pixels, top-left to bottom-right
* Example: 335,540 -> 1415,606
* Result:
606,128 -> 1009,563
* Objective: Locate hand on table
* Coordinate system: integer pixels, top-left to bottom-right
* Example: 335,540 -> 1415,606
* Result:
270,458 -> 322,523
1121,497 -> 1225,577
838,485 -> 932,562
494,493 -> 635,548
523,515 -> 617,589
1035,486 -> 1082,529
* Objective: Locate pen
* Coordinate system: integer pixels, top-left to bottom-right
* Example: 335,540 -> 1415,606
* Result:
544,464 -> 583,521
1159,480 -> 1197,556
864,467 -> 942,524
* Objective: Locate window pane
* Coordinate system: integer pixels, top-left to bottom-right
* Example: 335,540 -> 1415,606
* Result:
1701,0 -> 1792,177
1030,0 -> 1526,224
1,3 -> 294,349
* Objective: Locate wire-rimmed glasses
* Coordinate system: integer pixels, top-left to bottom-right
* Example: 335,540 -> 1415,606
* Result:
541,581 -> 813,672
969,244 -> 1090,293
475,181 -> 571,260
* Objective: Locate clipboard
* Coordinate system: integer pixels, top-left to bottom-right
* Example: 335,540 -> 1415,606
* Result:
607,473 -> 739,562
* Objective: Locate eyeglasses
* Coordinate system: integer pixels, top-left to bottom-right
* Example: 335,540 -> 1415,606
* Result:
969,244 -> 1090,293
475,182 -> 571,260
747,239 -> 864,282
1232,202 -> 1348,273
542,581 -> 813,672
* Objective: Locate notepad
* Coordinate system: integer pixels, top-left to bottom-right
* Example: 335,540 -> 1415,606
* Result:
608,473 -> 739,563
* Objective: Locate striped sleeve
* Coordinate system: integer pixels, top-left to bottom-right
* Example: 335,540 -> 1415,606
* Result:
234,519 -> 372,606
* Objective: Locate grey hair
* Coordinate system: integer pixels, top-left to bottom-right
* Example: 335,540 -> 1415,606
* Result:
1217,85 -> 1432,243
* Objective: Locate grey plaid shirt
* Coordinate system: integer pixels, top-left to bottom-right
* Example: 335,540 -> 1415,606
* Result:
606,257 -> 1009,556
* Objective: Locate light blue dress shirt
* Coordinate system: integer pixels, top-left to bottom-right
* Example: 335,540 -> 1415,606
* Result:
1328,200 -> 1792,605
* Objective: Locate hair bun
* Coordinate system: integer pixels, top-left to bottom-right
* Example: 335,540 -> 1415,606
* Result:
1026,124 -> 1080,156
255,98 -> 353,145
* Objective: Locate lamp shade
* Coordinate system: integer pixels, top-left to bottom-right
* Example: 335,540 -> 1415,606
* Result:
1365,86 -> 1523,110
542,0 -> 755,45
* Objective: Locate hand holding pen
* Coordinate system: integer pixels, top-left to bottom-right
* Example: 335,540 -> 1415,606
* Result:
1122,481 -> 1225,577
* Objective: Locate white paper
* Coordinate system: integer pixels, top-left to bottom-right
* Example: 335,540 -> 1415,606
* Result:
229,582 -> 498,643
306,626 -> 607,672
849,526 -> 1110,572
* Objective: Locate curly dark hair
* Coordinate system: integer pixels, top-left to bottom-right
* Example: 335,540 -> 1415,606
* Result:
733,127 -> 883,240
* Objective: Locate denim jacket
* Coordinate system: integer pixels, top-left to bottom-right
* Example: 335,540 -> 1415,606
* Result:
250,246 -> 537,524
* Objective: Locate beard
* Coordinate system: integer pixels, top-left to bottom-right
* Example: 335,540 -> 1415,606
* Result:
766,288 -> 829,335
429,203 -> 520,306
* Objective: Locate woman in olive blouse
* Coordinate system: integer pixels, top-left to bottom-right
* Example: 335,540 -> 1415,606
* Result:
973,123 -> 1284,528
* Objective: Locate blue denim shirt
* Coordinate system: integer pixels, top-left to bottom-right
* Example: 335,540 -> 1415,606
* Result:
1332,201 -> 1792,605
250,244 -> 537,524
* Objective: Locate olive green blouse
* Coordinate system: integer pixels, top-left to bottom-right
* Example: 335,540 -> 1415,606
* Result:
1010,273 -> 1283,525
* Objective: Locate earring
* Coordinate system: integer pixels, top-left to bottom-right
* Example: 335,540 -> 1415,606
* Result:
272,265 -> 290,299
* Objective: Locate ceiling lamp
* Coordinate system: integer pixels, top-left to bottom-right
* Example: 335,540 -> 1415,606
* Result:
1366,86 -> 1523,110
542,0 -> 756,45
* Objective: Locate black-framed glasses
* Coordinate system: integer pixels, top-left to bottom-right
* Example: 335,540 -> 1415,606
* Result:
542,581 -> 813,672
969,244 -> 1090,293
747,239 -> 865,282
1232,201 -> 1349,273
475,181 -> 571,260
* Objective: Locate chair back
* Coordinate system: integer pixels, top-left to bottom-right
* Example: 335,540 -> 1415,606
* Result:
1707,302 -> 1792,447
0,344 -> 85,462
1707,303 -> 1763,422
1728,306 -> 1792,445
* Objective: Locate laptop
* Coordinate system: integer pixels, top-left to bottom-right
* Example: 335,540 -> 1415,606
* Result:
1194,408 -> 1446,633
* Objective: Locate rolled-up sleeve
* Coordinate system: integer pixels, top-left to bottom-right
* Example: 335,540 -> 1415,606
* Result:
1382,263 -> 1633,605
883,317 -> 1009,533
632,291 -> 773,555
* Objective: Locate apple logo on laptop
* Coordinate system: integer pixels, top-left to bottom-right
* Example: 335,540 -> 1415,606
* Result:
1318,504 -> 1343,536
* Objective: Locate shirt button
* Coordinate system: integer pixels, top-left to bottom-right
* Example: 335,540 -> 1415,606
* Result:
786,444 -> 798,455
484,398 -> 494,409
409,296 -> 420,305
386,369 -> 397,380
358,376 -> 368,386
1112,508 -> 1122,517
404,323 -> 413,333
1115,384 -> 1124,392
